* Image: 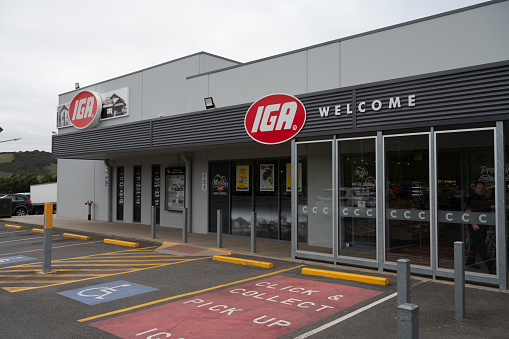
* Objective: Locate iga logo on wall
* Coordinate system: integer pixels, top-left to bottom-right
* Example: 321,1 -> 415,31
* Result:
245,93 -> 306,144
68,91 -> 103,129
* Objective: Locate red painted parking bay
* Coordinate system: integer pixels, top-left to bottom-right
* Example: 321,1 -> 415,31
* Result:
92,276 -> 381,338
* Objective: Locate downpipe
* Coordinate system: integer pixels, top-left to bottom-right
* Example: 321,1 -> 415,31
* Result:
181,152 -> 192,233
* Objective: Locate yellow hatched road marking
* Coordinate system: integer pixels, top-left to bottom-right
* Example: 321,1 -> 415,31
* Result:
0,240 -> 104,258
0,246 -> 206,293
0,274 -> 111,278
2,258 -> 207,293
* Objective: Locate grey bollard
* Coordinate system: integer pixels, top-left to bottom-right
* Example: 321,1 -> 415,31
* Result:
217,210 -> 223,248
182,207 -> 188,243
397,259 -> 411,305
151,206 -> 156,239
251,211 -> 256,253
454,241 -> 465,319
398,303 -> 419,339
42,203 -> 54,274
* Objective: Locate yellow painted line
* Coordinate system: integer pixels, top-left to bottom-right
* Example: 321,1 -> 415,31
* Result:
63,233 -> 91,240
1,280 -> 77,284
52,259 -> 181,263
104,239 -> 139,247
162,241 -> 181,245
213,255 -> 274,268
5,224 -> 23,230
0,274 -> 111,278
301,268 -> 389,286
211,248 -> 233,255
78,264 -> 304,323
0,269 -> 127,272
2,257 -> 206,293
0,240 -> 103,258
32,228 -> 55,234
49,264 -> 165,266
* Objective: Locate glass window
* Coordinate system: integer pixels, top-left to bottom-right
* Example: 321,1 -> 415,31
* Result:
385,134 -> 430,265
297,141 -> 333,254
437,129 -> 496,274
338,138 -> 377,260
254,160 -> 279,240
231,161 -> 252,237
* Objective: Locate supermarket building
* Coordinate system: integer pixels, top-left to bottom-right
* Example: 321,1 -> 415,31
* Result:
53,0 -> 509,288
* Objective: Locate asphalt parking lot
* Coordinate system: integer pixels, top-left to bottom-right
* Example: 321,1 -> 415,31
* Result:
1,221 -> 508,338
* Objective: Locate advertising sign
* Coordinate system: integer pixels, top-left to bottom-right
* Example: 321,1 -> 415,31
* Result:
236,165 -> 249,191
68,90 -> 103,129
245,93 -> 306,145
286,163 -> 302,192
165,167 -> 185,211
260,164 -> 274,192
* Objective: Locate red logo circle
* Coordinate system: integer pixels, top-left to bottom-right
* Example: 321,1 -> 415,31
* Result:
244,94 -> 306,144
69,91 -> 102,129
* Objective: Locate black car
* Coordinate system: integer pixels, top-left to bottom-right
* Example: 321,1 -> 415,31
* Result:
0,193 -> 33,216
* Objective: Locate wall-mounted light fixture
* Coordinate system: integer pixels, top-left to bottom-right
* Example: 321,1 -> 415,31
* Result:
75,83 -> 80,90
204,97 -> 215,109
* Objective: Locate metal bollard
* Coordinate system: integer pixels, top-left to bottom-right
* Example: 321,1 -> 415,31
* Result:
85,200 -> 93,220
151,206 -> 156,239
398,303 -> 419,339
42,203 -> 54,274
182,207 -> 188,243
454,241 -> 465,319
217,210 -> 223,248
397,259 -> 411,305
251,211 -> 257,253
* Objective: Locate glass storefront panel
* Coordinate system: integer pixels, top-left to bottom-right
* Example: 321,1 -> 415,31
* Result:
385,134 -> 430,266
209,162 -> 230,234
280,159 -> 292,241
231,161 -> 253,236
297,141 -> 333,254
436,129 -> 496,274
254,160 -> 279,240
338,138 -> 376,260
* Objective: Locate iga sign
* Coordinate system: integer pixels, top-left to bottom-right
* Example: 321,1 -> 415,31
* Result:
245,93 -> 306,145
68,90 -> 103,129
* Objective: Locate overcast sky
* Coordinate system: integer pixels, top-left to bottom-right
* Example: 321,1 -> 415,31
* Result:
0,0 -> 488,153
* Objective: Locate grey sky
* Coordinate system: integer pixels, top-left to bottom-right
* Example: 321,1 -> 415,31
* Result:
0,0 -> 488,152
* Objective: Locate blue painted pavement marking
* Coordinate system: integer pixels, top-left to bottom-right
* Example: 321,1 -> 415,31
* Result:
0,255 -> 37,265
57,280 -> 159,305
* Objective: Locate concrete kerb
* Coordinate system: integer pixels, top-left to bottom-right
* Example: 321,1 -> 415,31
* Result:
1,216 -> 507,295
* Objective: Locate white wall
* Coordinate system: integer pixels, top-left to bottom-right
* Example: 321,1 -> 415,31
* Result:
186,2 -> 509,109
339,1 -> 509,87
57,159 -> 109,220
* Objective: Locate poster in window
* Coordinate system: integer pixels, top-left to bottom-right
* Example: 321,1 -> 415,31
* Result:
260,164 -> 274,192
286,163 -> 302,192
165,167 -> 185,211
236,165 -> 249,191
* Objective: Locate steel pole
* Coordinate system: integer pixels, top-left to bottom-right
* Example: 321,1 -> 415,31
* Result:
217,209 -> 223,248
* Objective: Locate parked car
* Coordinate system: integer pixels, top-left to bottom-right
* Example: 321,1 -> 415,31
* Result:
0,194 -> 34,216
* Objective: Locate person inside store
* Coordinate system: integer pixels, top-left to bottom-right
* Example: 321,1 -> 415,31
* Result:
465,181 -> 495,274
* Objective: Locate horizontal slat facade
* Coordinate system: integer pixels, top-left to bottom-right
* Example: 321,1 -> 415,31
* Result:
53,62 -> 509,159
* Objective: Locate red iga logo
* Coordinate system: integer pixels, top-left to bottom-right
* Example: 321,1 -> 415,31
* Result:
245,93 -> 306,145
69,91 -> 102,129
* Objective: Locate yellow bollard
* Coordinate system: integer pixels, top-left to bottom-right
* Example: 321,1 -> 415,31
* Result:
44,203 -> 53,229
42,203 -> 54,273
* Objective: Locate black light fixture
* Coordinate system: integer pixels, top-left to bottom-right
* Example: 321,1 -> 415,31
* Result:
75,83 -> 80,90
204,97 -> 215,109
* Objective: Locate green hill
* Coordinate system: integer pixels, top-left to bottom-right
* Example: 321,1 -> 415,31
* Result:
0,151 -> 57,177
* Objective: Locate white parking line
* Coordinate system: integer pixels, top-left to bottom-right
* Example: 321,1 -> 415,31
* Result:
0,236 -> 60,244
0,230 -> 28,234
294,292 -> 397,339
